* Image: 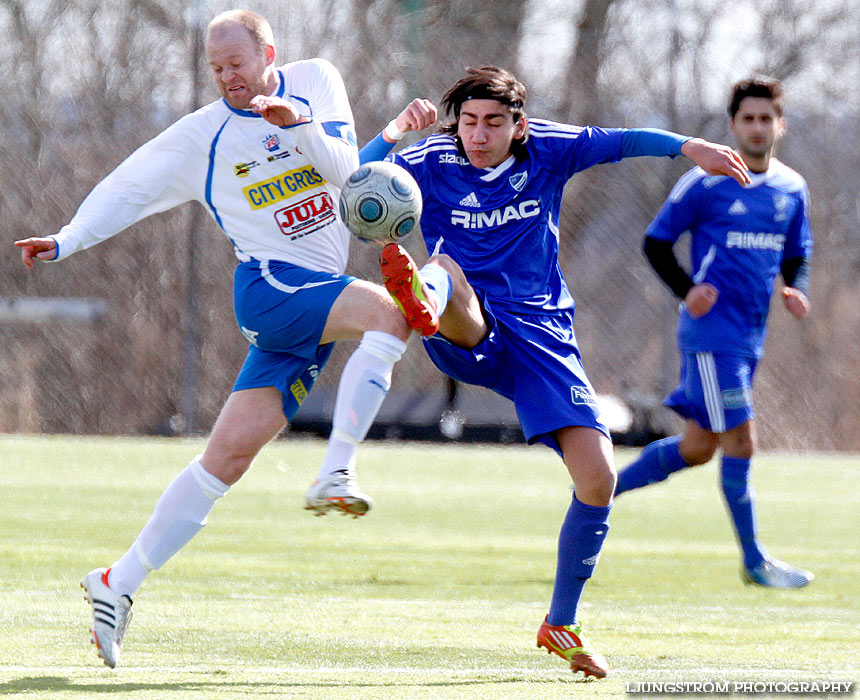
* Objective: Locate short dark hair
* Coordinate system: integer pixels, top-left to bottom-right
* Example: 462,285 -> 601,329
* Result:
439,66 -> 529,155
728,75 -> 784,118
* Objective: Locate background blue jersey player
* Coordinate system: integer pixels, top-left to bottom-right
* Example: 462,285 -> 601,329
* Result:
615,76 -> 815,589
359,65 -> 751,678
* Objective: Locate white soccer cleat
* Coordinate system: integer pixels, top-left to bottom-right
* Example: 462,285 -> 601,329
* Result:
742,557 -> 814,589
80,567 -> 133,668
304,470 -> 373,518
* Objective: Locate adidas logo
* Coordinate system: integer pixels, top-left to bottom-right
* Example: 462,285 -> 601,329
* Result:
459,192 -> 480,207
728,199 -> 748,215
582,553 -> 601,566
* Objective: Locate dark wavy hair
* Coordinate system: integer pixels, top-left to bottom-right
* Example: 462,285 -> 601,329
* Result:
439,66 -> 529,158
728,75 -> 784,118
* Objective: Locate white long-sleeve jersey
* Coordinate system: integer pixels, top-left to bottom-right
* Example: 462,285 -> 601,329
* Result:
51,58 -> 359,274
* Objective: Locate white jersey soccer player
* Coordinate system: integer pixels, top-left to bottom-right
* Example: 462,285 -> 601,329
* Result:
51,58 -> 356,272
16,10 -> 419,668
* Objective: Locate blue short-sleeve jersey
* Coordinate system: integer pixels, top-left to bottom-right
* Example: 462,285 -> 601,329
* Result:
647,160 -> 813,357
388,120 -> 625,314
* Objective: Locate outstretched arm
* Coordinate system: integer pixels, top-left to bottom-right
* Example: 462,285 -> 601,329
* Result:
680,138 -> 751,186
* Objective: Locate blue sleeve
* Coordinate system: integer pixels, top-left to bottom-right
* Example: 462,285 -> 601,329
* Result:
646,174 -> 702,243
620,128 -> 691,158
359,132 -> 396,164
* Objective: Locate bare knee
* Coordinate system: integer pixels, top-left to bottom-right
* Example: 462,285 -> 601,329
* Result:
579,464 -> 617,506
679,442 -> 717,466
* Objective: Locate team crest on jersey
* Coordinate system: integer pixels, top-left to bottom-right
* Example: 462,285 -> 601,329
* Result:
262,133 -> 281,152
773,194 -> 790,221
509,171 -> 528,192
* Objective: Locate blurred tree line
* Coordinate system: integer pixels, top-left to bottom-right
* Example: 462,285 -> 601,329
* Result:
1,0 -> 858,450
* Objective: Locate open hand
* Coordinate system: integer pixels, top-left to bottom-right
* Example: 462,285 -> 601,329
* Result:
681,138 -> 751,186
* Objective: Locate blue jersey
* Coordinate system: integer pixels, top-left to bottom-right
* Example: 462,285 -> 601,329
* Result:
647,160 -> 813,358
388,121 -> 627,315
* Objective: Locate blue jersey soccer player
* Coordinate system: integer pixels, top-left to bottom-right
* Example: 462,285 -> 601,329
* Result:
356,66 -> 750,678
615,76 -> 814,589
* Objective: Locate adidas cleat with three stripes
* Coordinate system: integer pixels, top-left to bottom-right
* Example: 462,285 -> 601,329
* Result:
537,616 -> 608,678
80,567 -> 133,668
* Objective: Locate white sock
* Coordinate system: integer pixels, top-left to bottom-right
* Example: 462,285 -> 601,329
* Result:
317,331 -> 406,480
420,264 -> 452,317
108,458 -> 229,597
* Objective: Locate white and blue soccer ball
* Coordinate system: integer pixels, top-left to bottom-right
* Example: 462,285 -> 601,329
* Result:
339,161 -> 422,243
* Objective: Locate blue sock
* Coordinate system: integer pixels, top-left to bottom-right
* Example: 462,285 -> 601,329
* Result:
615,436 -> 688,496
721,455 -> 766,570
419,263 -> 452,317
547,494 -> 611,626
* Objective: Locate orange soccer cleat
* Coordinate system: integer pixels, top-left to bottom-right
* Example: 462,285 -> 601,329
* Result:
379,243 -> 440,337
537,616 -> 609,679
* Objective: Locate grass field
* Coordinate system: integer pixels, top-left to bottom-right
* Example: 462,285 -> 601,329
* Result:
0,434 -> 857,699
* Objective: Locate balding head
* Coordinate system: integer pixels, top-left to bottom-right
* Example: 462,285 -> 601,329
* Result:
206,10 -> 275,58
205,9 -> 277,110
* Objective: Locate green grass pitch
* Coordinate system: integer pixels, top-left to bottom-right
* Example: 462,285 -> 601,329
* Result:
0,435 -> 857,699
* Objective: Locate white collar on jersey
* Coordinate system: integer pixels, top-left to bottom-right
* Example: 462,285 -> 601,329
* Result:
479,154 -> 517,182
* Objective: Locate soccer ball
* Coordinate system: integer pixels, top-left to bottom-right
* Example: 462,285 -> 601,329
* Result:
339,161 -> 422,243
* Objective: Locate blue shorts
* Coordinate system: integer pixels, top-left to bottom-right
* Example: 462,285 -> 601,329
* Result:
423,297 -> 609,454
664,351 -> 757,433
232,259 -> 355,420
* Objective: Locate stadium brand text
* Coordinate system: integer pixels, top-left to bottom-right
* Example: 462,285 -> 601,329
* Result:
726,231 -> 785,251
243,166 -> 325,210
451,200 -> 540,229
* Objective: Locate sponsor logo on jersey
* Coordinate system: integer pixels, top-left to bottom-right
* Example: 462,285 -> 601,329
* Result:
290,378 -> 308,405
728,199 -> 748,215
439,152 -> 469,166
234,161 -> 261,177
459,192 -> 480,207
266,150 -> 292,163
243,165 -> 326,210
726,231 -> 786,251
274,191 -> 336,239
509,171 -> 528,191
262,133 -> 281,152
722,387 -> 752,410
570,386 -> 597,406
450,199 -> 540,229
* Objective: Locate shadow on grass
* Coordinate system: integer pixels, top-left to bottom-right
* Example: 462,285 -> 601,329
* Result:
0,674 -> 593,694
